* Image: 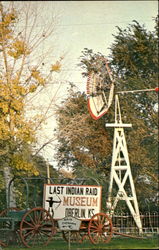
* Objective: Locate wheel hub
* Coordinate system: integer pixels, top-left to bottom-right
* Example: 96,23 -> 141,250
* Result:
98,224 -> 104,233
34,224 -> 40,232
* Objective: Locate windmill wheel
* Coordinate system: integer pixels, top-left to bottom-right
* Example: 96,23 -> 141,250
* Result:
20,207 -> 55,248
87,58 -> 115,120
88,213 -> 113,244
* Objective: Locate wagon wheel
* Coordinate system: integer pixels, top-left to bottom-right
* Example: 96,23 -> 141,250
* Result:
20,207 -> 55,248
0,240 -> 7,247
88,213 -> 113,244
0,207 -> 21,246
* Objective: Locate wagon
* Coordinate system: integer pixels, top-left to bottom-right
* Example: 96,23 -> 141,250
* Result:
0,175 -> 113,247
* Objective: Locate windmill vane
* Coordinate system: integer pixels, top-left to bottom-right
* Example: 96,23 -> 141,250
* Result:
117,87 -> 159,94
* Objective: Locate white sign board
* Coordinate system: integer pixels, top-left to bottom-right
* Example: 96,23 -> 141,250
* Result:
43,184 -> 102,220
58,216 -> 81,231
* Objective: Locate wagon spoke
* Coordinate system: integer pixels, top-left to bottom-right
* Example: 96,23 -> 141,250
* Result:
31,233 -> 37,246
103,225 -> 110,232
28,213 -> 36,226
21,226 -> 34,231
33,210 -> 39,224
100,234 -> 106,242
38,231 -> 46,242
97,214 -> 100,223
101,216 -> 105,224
88,213 -> 112,244
91,229 -> 98,233
40,226 -> 52,232
24,230 -> 35,240
37,210 -> 43,224
100,215 -> 105,224
29,233 -> 39,246
22,219 -> 34,228
90,224 -> 98,229
20,208 -> 54,248
98,215 -> 101,223
40,229 -> 51,237
92,220 -> 99,227
93,233 -> 99,243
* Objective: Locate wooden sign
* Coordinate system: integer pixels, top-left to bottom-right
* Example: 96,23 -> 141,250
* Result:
58,216 -> 81,231
43,184 -> 102,220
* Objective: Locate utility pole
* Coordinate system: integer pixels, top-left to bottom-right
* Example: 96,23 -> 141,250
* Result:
46,159 -> 50,184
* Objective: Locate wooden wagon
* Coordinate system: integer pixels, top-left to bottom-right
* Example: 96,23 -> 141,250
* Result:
0,176 -> 113,247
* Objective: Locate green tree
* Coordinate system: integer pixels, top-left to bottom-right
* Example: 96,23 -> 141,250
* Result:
55,85 -> 112,175
109,18 -> 158,211
55,18 -> 158,211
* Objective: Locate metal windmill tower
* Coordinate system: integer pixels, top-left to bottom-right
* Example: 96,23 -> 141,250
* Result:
86,58 -> 158,233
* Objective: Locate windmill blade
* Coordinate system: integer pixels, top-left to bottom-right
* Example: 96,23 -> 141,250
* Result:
87,59 -> 115,120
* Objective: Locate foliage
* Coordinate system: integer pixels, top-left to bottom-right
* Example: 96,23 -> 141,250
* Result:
0,2 -> 62,177
108,19 -> 158,210
55,85 -> 112,176
55,17 -> 158,211
110,19 -> 158,79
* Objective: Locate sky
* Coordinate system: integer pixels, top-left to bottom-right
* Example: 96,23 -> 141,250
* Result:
54,0 -> 158,91
19,1 -> 158,163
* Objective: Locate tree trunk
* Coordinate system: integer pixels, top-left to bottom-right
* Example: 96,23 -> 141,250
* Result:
3,166 -> 16,208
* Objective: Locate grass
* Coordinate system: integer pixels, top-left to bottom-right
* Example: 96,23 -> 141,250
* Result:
3,236 -> 159,250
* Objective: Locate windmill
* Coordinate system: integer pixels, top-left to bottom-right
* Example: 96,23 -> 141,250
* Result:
86,58 -> 158,233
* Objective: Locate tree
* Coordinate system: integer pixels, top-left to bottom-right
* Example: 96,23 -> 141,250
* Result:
55,17 -> 158,211
55,84 -> 112,175
108,18 -> 158,211
0,1 -> 64,208
0,2 -> 63,175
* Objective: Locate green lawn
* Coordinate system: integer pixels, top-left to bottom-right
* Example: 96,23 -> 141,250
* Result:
3,236 -> 158,250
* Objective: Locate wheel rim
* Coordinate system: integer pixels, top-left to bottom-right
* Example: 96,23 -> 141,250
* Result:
20,207 -> 55,248
88,213 -> 113,244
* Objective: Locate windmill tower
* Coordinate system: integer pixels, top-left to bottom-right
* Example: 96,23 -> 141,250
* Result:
106,95 -> 142,233
86,57 -> 158,234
